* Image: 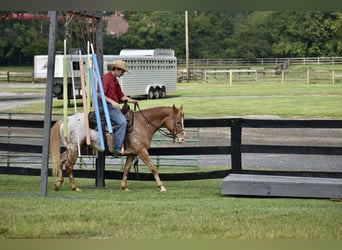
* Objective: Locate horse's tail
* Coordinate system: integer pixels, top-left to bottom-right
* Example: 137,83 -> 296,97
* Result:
50,119 -> 63,177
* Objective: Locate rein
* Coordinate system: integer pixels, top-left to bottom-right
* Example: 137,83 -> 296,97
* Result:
135,103 -> 180,142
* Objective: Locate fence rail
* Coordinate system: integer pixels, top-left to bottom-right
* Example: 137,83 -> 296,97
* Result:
0,71 -> 40,83
2,56 -> 342,84
1,116 -> 341,183
177,57 -> 342,67
202,69 -> 342,85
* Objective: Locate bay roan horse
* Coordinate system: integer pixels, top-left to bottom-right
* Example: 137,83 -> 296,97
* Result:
50,105 -> 185,192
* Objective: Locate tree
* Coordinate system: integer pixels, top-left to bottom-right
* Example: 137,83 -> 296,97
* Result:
224,11 -> 272,58
269,11 -> 342,57
1,10 -> 342,65
105,11 -> 185,57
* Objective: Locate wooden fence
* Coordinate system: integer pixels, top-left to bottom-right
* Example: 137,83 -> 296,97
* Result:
177,57 -> 342,68
0,71 -> 46,83
192,68 -> 342,84
0,117 -> 341,186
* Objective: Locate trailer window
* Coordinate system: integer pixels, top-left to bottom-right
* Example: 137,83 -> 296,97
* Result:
72,62 -> 80,70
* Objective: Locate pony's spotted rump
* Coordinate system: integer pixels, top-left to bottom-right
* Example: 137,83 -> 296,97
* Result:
50,105 -> 185,192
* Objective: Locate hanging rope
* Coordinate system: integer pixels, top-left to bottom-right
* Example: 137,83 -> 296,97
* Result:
63,12 -> 74,41
72,16 -> 80,49
78,15 -> 87,50
91,16 -> 97,52
62,39 -> 68,138
70,60 -> 81,156
84,16 -> 93,48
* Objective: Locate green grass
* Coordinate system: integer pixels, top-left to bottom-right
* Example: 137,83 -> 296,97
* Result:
0,175 -> 341,239
2,82 -> 342,119
177,82 -> 342,96
1,70 -> 342,239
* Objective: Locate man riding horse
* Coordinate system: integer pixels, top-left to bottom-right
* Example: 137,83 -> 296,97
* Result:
99,60 -> 139,157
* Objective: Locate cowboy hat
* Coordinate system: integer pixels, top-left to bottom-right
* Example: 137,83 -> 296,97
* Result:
107,60 -> 130,72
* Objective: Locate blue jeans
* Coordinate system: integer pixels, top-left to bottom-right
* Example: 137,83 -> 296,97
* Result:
100,104 -> 127,152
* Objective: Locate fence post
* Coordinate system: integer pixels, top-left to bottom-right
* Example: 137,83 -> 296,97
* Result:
96,152 -> 105,188
332,70 -> 335,85
231,119 -> 242,173
7,113 -> 12,167
7,71 -> 10,83
307,69 -> 310,85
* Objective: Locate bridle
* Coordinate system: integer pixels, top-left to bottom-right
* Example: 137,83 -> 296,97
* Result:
135,103 -> 184,142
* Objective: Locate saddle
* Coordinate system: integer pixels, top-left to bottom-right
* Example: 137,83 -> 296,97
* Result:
88,103 -> 134,153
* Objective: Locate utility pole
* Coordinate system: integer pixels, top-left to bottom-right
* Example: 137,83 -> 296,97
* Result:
185,11 -> 189,83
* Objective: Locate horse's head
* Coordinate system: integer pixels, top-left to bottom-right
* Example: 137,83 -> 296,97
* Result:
165,104 -> 185,143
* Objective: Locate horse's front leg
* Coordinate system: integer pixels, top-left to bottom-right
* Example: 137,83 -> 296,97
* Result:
65,150 -> 81,192
121,154 -> 136,191
138,150 -> 167,192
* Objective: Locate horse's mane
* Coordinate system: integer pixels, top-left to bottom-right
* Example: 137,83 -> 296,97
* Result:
137,106 -> 173,113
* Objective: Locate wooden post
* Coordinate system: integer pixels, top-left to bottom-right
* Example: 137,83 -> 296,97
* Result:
332,70 -> 335,85
307,69 -> 310,85
281,70 -> 284,84
229,70 -> 233,86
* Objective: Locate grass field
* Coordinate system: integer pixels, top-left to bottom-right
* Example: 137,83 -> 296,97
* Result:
1,64 -> 342,118
0,175 -> 341,239
2,81 -> 342,119
1,67 -> 342,240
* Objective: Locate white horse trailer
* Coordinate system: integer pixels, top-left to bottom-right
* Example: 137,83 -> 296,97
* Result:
34,53 -> 86,99
33,48 -> 177,99
103,49 -> 177,99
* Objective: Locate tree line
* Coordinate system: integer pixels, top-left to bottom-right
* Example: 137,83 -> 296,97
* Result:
1,11 -> 342,65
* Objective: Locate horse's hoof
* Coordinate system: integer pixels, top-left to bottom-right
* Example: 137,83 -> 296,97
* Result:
160,186 -> 167,192
73,187 -> 82,192
122,187 -> 130,191
53,184 -> 59,191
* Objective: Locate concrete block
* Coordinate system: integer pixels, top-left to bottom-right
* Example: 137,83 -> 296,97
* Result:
221,174 -> 342,198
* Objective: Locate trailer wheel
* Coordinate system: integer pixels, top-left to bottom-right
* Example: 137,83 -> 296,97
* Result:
53,83 -> 63,98
148,87 -> 155,99
154,87 -> 161,99
160,87 -> 166,98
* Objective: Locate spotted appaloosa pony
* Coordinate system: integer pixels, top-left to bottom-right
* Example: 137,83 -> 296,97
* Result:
50,105 -> 185,192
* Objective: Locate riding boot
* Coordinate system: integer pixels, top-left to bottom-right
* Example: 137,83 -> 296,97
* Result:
113,145 -> 125,157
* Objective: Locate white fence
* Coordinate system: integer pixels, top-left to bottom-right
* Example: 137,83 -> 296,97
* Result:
203,69 -> 342,85
178,57 -> 342,67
